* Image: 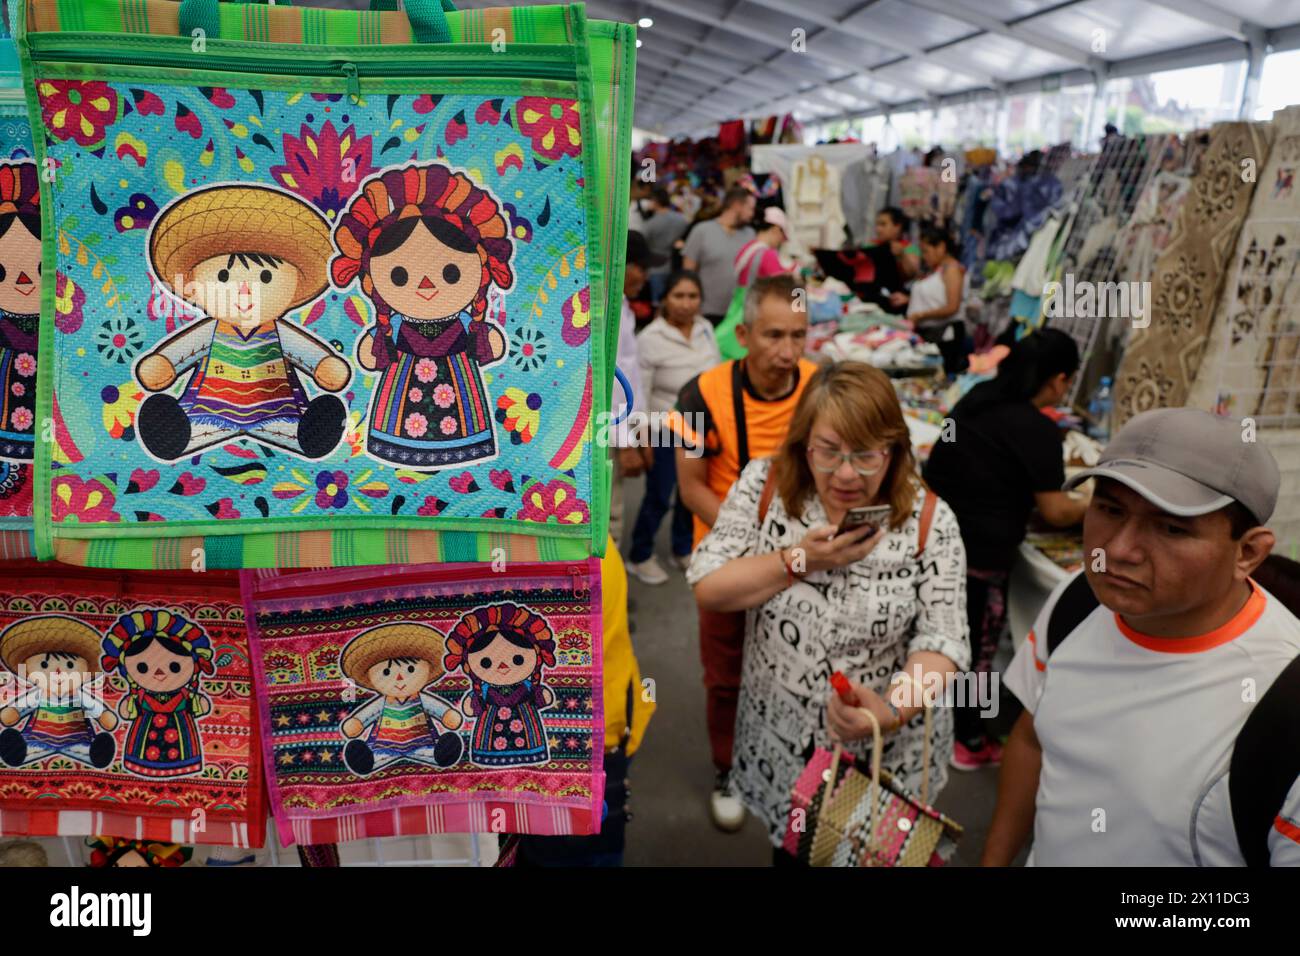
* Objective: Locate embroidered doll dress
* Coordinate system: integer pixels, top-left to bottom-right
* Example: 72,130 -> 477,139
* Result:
469,679 -> 549,767
367,308 -> 496,468
0,306 -> 37,462
120,686 -> 206,777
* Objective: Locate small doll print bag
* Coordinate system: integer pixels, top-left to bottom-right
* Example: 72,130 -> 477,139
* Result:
18,0 -> 635,568
243,557 -> 603,846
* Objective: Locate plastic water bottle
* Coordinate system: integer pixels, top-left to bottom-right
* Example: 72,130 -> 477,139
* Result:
1088,376 -> 1113,444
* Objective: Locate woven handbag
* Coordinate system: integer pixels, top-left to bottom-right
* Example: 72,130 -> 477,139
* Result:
18,0 -> 635,568
783,699 -> 963,867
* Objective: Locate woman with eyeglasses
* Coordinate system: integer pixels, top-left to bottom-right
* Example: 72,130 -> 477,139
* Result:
686,362 -> 970,863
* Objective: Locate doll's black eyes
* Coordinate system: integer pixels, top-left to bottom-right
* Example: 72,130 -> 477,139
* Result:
0,265 -> 6,282
512,655 -> 525,666
39,659 -> 47,669
136,662 -> 148,674
217,269 -> 229,282
170,662 -> 182,674
443,264 -> 460,284
260,270 -> 272,284
480,656 -> 492,669
407,665 -> 416,674
391,266 -> 408,287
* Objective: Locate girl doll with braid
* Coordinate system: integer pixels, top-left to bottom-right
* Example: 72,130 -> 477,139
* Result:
331,164 -> 515,469
444,603 -> 556,767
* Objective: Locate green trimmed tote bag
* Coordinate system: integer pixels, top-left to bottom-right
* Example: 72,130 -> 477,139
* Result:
0,3 -> 39,559
18,0 -> 634,568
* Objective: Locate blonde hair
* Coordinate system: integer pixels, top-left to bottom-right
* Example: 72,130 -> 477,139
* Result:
772,362 -> 920,529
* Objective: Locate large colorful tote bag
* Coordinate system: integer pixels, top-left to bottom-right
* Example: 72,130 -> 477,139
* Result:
0,6 -> 38,559
18,0 -> 635,569
243,558 -> 603,845
0,562 -> 264,847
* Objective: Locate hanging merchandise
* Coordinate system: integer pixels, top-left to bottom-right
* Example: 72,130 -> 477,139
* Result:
839,154 -> 891,246
0,14 -> 35,555
751,143 -> 871,251
1111,170 -> 1192,284
1187,106 -> 1300,426
1113,121 -> 1272,428
244,558 -> 604,846
0,562 -> 263,847
18,0 -> 635,569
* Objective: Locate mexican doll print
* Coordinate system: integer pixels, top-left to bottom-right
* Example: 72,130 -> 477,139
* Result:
445,603 -> 555,767
133,184 -> 351,462
338,622 -> 464,775
0,616 -> 117,769
100,610 -> 214,778
0,161 -> 40,482
331,163 -> 515,469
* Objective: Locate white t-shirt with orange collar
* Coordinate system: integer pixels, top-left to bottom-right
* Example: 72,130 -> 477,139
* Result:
1005,572 -> 1300,866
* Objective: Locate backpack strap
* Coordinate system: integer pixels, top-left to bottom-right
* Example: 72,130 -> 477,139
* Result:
1230,652 -> 1300,867
913,490 -> 937,559
758,461 -> 776,524
731,360 -> 751,471
1046,571 -> 1100,655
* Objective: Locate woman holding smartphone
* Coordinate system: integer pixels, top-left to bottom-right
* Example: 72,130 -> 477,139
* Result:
686,362 -> 970,864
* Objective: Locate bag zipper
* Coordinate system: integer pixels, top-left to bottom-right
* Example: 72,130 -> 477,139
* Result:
258,559 -> 594,601
26,37 -> 580,100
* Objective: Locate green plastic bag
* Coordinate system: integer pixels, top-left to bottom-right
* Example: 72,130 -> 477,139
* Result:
18,0 -> 634,568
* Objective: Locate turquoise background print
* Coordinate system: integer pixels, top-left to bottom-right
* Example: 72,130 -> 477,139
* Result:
37,81 -> 597,530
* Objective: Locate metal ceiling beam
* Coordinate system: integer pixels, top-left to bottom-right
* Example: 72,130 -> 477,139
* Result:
636,45 -> 856,114
634,0 -> 937,98
739,0 -> 999,87
906,0 -> 1101,69
1140,0 -> 1252,43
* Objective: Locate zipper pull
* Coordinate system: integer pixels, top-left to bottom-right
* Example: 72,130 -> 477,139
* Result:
341,63 -> 360,104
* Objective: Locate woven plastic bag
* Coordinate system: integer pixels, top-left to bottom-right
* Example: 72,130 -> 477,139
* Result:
0,5 -> 38,558
0,561 -> 264,847
18,0 -> 635,568
243,557 -> 603,845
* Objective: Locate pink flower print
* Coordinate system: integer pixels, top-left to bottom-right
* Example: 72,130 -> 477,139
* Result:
10,382 -> 24,397
10,407 -> 32,431
514,737 -> 525,747
439,416 -> 457,436
407,387 -> 423,404
414,358 -> 437,383
509,719 -> 524,732
494,737 -> 508,750
14,353 -> 35,377
405,412 -> 428,437
497,707 -> 510,719
51,475 -> 120,523
433,384 -> 455,408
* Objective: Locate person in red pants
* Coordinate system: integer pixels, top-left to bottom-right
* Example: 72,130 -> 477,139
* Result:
671,274 -> 813,831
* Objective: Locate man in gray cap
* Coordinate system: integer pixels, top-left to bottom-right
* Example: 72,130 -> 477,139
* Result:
983,408 -> 1300,866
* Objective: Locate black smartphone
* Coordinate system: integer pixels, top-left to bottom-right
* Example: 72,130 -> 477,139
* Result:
839,505 -> 891,537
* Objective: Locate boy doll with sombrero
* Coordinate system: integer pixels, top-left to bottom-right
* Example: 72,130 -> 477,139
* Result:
0,616 -> 117,769
133,183 -> 352,462
339,623 -> 464,775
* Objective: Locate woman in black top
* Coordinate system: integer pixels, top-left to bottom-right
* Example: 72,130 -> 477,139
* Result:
922,329 -> 1088,769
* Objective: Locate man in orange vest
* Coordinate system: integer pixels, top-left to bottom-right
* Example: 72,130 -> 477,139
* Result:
672,273 -> 817,831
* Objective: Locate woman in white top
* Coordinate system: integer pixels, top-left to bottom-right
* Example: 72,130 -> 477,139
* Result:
627,272 -> 723,585
686,362 -> 970,861
893,225 -> 967,373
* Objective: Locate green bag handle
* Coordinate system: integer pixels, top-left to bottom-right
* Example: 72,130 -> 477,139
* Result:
179,0 -> 457,44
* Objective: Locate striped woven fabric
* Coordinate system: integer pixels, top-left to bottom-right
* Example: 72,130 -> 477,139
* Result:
25,0 -> 574,46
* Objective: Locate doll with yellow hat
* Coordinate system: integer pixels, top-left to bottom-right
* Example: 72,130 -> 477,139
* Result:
0,616 -> 117,769
133,183 -> 352,462
0,161 -> 40,469
338,622 -> 464,774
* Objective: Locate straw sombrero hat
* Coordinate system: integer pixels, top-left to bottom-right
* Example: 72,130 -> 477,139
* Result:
340,623 -> 449,690
0,616 -> 102,673
150,184 -> 332,310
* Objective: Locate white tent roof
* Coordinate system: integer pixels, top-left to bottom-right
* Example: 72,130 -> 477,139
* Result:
460,0 -> 1300,136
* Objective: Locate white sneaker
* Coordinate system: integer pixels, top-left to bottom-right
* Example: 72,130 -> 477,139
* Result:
710,772 -> 746,832
672,553 -> 692,571
628,556 -> 669,586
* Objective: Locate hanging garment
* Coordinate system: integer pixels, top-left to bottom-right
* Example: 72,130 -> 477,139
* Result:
1114,121 -> 1273,428
752,143 -> 872,251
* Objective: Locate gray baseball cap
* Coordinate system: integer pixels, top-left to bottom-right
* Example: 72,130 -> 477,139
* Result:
1063,408 -> 1279,524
